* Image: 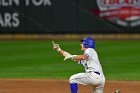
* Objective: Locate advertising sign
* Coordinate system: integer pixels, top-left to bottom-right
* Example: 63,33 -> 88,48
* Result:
0,0 -> 140,33
95,0 -> 140,27
0,0 -> 52,33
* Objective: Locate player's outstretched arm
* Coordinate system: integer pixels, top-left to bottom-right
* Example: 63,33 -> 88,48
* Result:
52,41 -> 88,61
73,54 -> 88,61
52,41 -> 73,60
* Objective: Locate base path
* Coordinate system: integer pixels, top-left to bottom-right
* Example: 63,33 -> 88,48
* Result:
0,79 -> 139,93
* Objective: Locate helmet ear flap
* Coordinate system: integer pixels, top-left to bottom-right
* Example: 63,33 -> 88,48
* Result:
82,41 -> 89,48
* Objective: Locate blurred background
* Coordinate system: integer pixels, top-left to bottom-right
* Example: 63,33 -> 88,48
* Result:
0,0 -> 140,80
1,0 -> 140,34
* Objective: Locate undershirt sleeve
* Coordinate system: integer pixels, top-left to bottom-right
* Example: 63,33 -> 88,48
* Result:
84,48 -> 93,60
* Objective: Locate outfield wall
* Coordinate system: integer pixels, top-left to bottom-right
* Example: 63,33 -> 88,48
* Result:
0,34 -> 140,40
0,0 -> 140,34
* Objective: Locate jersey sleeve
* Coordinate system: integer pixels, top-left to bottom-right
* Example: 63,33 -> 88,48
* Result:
84,48 -> 94,60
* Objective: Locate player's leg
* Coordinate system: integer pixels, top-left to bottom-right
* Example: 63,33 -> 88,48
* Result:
69,73 -> 87,93
70,83 -> 78,93
93,77 -> 105,93
69,73 -> 89,85
93,86 -> 104,93
69,72 -> 96,93
69,72 -> 105,93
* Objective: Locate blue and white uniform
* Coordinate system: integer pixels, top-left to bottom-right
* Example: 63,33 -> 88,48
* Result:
69,48 -> 105,93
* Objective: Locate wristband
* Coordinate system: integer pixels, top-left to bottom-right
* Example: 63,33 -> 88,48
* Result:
71,55 -> 77,60
57,48 -> 61,52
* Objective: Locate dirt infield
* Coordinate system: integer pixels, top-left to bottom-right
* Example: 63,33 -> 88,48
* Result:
0,79 -> 139,93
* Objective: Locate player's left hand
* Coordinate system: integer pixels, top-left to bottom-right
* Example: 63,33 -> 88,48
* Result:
64,53 -> 77,61
64,54 -> 73,61
63,52 -> 73,61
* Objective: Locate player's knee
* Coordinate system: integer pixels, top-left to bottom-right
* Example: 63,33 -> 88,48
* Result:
69,75 -> 76,83
94,85 -> 104,93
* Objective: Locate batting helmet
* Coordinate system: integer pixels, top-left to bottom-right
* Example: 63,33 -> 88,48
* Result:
81,37 -> 95,48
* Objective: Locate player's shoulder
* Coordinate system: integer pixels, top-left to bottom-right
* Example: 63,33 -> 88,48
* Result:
86,48 -> 98,54
84,48 -> 97,58
85,48 -> 95,53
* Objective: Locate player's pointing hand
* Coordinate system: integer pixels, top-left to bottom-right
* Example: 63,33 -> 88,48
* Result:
52,41 -> 61,52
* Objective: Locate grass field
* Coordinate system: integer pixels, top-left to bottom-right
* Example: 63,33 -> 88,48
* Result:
0,40 -> 140,80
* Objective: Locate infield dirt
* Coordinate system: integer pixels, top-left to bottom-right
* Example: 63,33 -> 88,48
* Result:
0,79 -> 139,93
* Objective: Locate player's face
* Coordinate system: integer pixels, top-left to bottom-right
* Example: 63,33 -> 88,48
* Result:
80,44 -> 85,51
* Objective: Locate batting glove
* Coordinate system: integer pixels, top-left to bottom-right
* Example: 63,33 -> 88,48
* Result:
63,52 -> 77,61
63,51 -> 73,61
64,55 -> 73,61
52,41 -> 61,52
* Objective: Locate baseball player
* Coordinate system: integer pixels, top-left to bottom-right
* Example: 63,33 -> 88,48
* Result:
52,37 -> 105,93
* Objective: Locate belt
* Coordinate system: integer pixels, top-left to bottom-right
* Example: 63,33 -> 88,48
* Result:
94,71 -> 100,75
88,71 -> 100,75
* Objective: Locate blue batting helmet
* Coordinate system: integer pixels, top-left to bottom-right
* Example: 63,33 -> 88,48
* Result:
81,37 -> 95,48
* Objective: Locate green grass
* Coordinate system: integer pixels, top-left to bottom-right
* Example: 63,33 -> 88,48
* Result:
0,40 -> 139,80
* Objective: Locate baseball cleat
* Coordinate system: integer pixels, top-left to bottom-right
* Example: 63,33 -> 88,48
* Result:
114,90 -> 120,93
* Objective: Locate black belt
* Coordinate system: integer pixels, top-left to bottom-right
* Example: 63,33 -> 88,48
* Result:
88,71 -> 100,75
94,71 -> 100,75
